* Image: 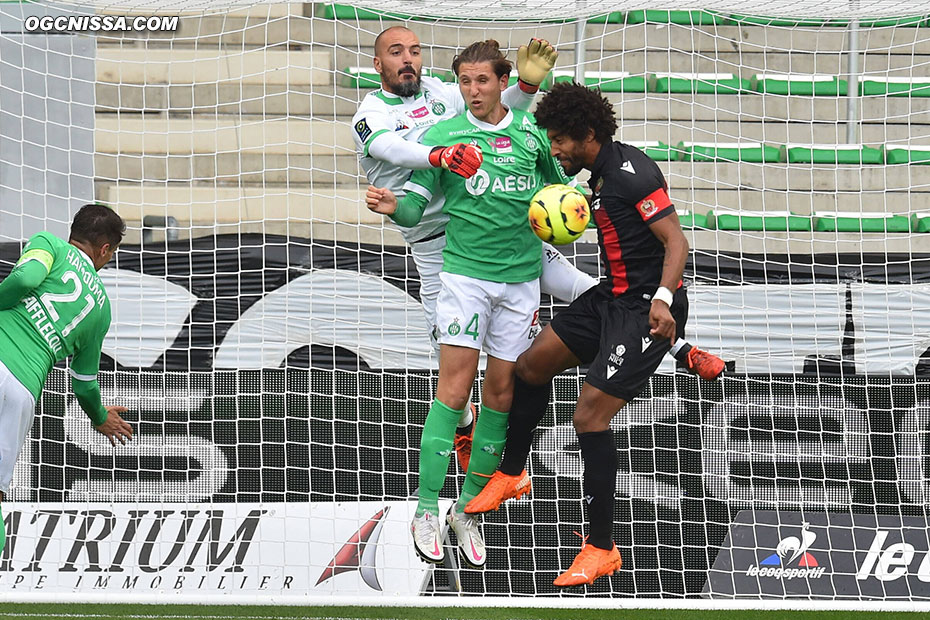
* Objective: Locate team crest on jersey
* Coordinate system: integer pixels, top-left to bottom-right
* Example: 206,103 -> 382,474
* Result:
638,199 -> 658,218
355,118 -> 372,142
448,318 -> 461,336
608,343 -> 626,366
524,133 -> 538,151
594,177 -> 604,193
487,136 -> 512,153
431,101 -> 446,115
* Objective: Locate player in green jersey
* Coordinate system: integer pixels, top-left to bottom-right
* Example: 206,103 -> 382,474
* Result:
366,40 -> 569,568
0,204 -> 134,555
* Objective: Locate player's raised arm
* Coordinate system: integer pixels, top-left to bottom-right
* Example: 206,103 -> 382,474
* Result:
516,37 -> 558,92
495,36 -> 558,112
0,234 -> 55,310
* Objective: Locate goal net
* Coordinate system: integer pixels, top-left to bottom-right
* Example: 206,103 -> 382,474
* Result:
1,0 -> 930,607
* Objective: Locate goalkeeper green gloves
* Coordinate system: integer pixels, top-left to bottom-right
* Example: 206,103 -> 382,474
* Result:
517,37 -> 558,92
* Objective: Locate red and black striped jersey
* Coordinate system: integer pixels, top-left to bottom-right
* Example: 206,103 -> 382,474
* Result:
588,141 -> 675,298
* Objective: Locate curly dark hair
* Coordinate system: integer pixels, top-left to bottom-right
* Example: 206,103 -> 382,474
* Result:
452,39 -> 512,79
534,82 -> 617,145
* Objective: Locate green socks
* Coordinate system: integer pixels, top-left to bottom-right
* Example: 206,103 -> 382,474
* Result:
416,399 -> 463,516
0,504 -> 5,558
458,405 -> 509,510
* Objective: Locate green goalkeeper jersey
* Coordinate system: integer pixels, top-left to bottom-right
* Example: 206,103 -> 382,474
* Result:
395,108 -> 570,283
0,232 -> 111,425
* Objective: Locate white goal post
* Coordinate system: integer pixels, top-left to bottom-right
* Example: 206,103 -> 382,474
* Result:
1,0 -> 930,609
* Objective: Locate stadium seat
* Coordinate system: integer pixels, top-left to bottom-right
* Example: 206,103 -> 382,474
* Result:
884,144 -> 930,165
552,70 -> 649,93
341,66 -> 454,88
678,142 -> 781,163
622,141 -> 677,162
750,73 -> 848,96
780,144 -> 884,165
911,212 -> 930,232
624,10 -> 729,25
706,209 -> 813,231
857,15 -> 928,27
317,3 -> 419,21
729,14 -> 927,27
677,210 -> 710,229
587,12 -> 624,23
813,212 -> 911,233
727,14 -> 847,26
859,76 -> 930,97
97,48 -> 330,86
652,72 -> 749,95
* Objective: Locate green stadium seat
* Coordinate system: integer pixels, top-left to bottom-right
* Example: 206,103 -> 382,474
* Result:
707,209 -> 813,232
625,141 -> 679,162
317,3 -> 419,21
677,210 -> 710,229
678,141 -> 780,163
885,144 -> 930,165
814,212 -> 911,233
652,72 -> 749,94
341,66 -> 453,88
911,212 -> 930,232
780,144 -> 884,165
859,16 -> 928,27
727,14 -> 846,27
625,10 -> 729,25
859,76 -> 930,97
587,12 -> 624,23
552,70 -> 649,93
750,73 -> 848,96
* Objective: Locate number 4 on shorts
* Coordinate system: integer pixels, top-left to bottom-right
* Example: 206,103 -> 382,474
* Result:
465,313 -> 479,341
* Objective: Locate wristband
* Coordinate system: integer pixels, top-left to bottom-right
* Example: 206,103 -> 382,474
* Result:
518,79 -> 539,93
652,286 -> 674,307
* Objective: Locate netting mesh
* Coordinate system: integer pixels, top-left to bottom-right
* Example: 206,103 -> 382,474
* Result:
1,0 -> 930,605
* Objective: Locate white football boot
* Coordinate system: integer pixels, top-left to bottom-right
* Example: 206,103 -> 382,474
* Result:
411,511 -> 444,564
446,507 -> 486,568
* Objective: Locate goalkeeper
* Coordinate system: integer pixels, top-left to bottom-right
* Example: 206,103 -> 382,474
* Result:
0,204 -> 134,556
351,27 -> 596,472
465,83 -> 702,587
366,39 -> 572,569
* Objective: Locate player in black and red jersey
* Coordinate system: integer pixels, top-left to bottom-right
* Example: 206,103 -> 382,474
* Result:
464,82 -> 719,586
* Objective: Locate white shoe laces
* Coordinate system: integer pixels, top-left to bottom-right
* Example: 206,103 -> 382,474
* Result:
413,513 -> 439,547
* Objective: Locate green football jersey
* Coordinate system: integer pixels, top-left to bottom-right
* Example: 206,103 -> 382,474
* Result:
397,108 -> 570,283
0,233 -> 111,405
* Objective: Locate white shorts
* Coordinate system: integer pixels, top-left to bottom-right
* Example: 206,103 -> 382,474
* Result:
435,271 -> 540,362
410,234 -> 446,351
0,359 -> 37,497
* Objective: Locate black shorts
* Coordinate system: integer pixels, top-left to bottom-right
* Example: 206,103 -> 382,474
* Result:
550,285 -> 689,402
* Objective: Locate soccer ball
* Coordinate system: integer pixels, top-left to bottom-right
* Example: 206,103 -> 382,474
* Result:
528,184 -> 591,245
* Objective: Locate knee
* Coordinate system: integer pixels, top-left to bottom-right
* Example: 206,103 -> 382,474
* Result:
572,409 -> 598,434
435,386 -> 471,412
515,354 -> 550,387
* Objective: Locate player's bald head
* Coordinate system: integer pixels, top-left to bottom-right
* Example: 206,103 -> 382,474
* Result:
373,26 -> 422,97
374,26 -> 419,57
